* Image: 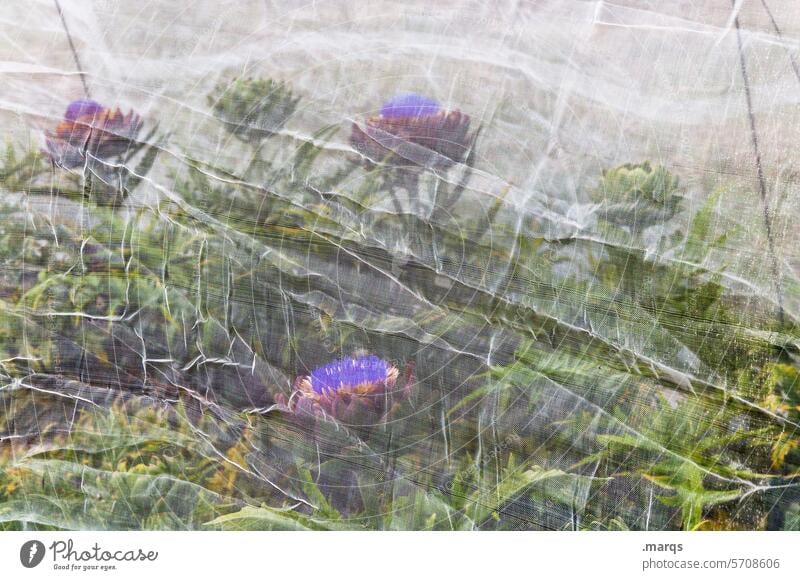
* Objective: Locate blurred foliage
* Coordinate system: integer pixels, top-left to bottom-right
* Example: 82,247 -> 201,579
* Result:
0,77 -> 798,530
593,161 -> 683,228
209,78 -> 300,143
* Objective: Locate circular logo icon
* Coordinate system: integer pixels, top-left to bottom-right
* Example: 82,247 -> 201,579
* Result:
20,540 -> 46,568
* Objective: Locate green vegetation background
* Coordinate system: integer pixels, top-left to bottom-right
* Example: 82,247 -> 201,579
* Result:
1,79 -> 799,530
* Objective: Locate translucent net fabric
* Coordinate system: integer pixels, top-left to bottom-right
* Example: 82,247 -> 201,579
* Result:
1,0 -> 799,530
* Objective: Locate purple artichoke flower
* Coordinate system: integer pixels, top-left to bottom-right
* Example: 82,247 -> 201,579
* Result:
350,93 -> 474,169
278,354 -> 414,427
45,99 -> 143,168
379,93 -> 440,118
64,99 -> 104,121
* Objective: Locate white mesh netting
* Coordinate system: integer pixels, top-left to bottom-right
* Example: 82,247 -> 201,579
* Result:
0,0 -> 799,530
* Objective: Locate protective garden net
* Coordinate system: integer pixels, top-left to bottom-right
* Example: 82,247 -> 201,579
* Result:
1,0 -> 799,530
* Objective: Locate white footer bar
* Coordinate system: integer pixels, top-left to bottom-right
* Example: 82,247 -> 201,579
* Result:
1,531 -> 798,579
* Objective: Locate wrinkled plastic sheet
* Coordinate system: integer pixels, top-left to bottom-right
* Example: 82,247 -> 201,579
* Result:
0,0 -> 799,530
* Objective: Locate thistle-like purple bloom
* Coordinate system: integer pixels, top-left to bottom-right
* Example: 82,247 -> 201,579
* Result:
45,99 -> 143,169
64,99 -> 104,121
350,92 -> 474,169
279,354 -> 414,428
379,93 -> 440,119
308,355 -> 393,394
